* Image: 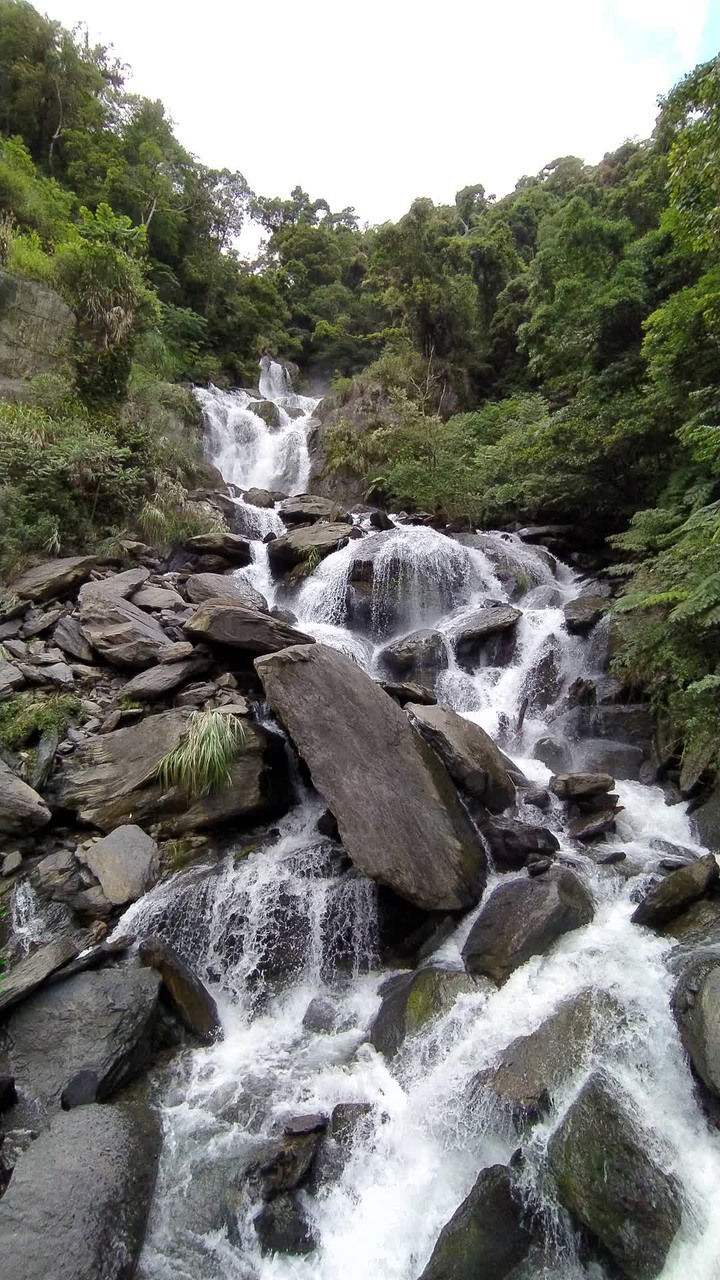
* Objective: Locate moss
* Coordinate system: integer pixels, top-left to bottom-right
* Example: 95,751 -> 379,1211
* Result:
0,692 -> 82,749
405,972 -> 442,1033
119,696 -> 143,711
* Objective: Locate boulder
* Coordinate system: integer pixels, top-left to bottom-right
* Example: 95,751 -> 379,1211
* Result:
406,702 -> 517,814
255,644 -> 488,911
380,680 -> 437,706
548,1072 -> 682,1279
0,759 -> 52,835
77,567 -> 150,603
80,824 -> 160,907
674,961 -> 720,1097
549,773 -> 615,799
632,855 -> 719,929
0,936 -> 80,1017
132,585 -> 185,611
158,640 -> 196,664
185,600 -> 315,654
0,659 -> 25,698
0,968 -> 161,1117
184,571 -> 269,612
462,868 -> 594,984
267,522 -> 353,571
11,555 -> 101,603
278,493 -> 350,524
480,817 -> 560,870
253,1194 -> 317,1255
78,594 -> 171,669
418,1164 -> 535,1280
568,809 -> 618,841
184,532 -> 253,564
51,615 -> 95,663
30,849 -> 108,917
118,655 -> 208,701
379,630 -> 447,687
370,968 -> 484,1058
452,606 -> 521,668
138,935 -> 221,1044
563,593 -> 608,635
469,990 -> 620,1125
243,487 -> 275,508
0,1102 -> 161,1280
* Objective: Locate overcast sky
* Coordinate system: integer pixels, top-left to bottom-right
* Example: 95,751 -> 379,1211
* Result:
41,0 -> 720,234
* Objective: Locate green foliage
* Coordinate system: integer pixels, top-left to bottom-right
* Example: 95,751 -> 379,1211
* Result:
155,710 -> 246,798
0,691 -> 81,748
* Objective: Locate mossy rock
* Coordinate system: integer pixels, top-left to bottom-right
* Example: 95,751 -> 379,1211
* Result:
370,967 -> 488,1058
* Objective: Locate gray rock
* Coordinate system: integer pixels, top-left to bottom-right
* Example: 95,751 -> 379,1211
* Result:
550,772 -> 615,798
692,782 -> 720,853
267,522 -> 353,571
452,606 -> 522,667
41,660 -> 74,689
371,968 -> 485,1058
632,854 -> 719,929
278,493 -> 350,525
119,655 -> 208,701
11,555 -> 101,603
139,935 -> 221,1044
243,487 -> 275,508
77,567 -> 150,603
380,679 -> 437,706
379,629 -> 447,687
2,849 -> 22,876
302,997 -> 337,1034
184,532 -> 253,563
563,593 -> 608,635
407,702 -> 517,814
185,571 -> 269,612
533,736 -> 572,774
462,868 -> 594,984
132,585 -> 185,610
674,961 -> 720,1097
255,644 -> 488,911
78,594 -> 171,669
481,817 -> 560,869
0,1101 -> 161,1280
0,760 -> 51,835
568,809 -> 619,842
185,600 -> 315,654
548,1072 -> 682,1279
80,824 -> 160,907
253,1193 -> 318,1255
0,968 -> 161,1117
0,936 -> 80,1016
0,659 -> 25,699
418,1163 -> 535,1280
52,614 -> 94,663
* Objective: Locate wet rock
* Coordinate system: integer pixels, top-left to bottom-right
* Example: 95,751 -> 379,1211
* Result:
184,532 -> 253,564
523,788 -> 551,810
379,629 -> 447,688
1,850 -> 22,876
0,936 -> 80,1017
30,849 -> 106,917
380,679 -> 437,706
407,702 -> 518,814
11,555 -> 101,603
481,817 -> 559,869
51,615 -> 95,663
632,855 -> 719,930
0,1102 -> 161,1280
119,654 -> 208,701
523,637 -> 563,712
662,897 -> 720,946
568,809 -> 618,842
418,1163 -> 535,1280
563,594 -> 608,635
691,783 -> 720,854
527,857 -> 552,876
370,508 -> 394,531
78,594 -> 171,669
0,968 -> 161,1118
246,1127 -> 323,1199
267,522 -> 353,571
371,967 -> 484,1058
184,571 -> 269,612
278,493 -> 351,524
254,1193 -> 318,1255
452,605 -> 522,670
533,736 -> 572,774
0,760 -> 51,835
255,645 -> 488,911
0,1077 -> 17,1112
598,849 -> 626,865
61,1068 -> 100,1109
462,868 -> 594,984
302,997 -> 337,1034
548,1072 -> 682,1280
550,773 -> 615,799
185,599 -> 315,654
469,990 -> 620,1126
139,935 -> 221,1044
674,961 -> 720,1098
79,824 -> 160,907
243,487 -> 275,508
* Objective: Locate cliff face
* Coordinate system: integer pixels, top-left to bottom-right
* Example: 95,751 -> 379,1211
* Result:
0,269 -> 75,396
307,377 -> 399,506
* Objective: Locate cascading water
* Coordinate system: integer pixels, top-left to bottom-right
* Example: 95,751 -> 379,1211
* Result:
125,363 -> 720,1280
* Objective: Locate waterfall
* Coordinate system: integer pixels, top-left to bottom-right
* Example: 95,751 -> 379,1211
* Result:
131,361 -> 720,1280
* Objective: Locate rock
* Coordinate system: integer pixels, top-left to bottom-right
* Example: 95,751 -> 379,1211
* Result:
51,615 -> 95,663
78,568 -> 150,603
523,788 -> 551,810
418,1164 -> 535,1280
0,760 -> 51,835
0,1076 -> 17,1112
0,968 -> 161,1117
469,990 -> 620,1126
549,772 -> 615,799
380,679 -> 437,706
184,571 -> 269,612
631,855 -> 719,929
674,961 -> 720,1097
11,555 -> 101,603
568,810 -> 618,841
255,645 -> 488,911
534,736 -> 572,774
243,487 -> 275,508
184,532 -> 252,564
369,509 -> 394,531
0,936 -> 80,1016
79,824 -> 160,907
61,1069 -> 101,1109
267,522 -> 353,571
462,868 -> 594,984
157,640 -> 196,663
138,935 -> 221,1044
0,659 -> 25,699
371,968 -> 484,1058
598,849 -> 627,865
278,493 -> 350,525
407,702 -> 517,815
132,585 -> 185,611
30,849 -> 106,917
2,850 -> 22,876
254,1194 -> 317,1255
379,630 -> 447,687
78,594 -> 171,669
527,857 -> 552,876
548,1072 -> 682,1279
481,817 -> 560,869
452,606 -> 522,668
40,660 -> 74,689
185,600 -> 315,655
0,1102 -> 161,1280
563,593 -> 608,635
692,783 -> 720,853
245,1127 -> 323,1199
251,398 -> 283,428
302,997 -> 337,1034
119,655 -> 207,701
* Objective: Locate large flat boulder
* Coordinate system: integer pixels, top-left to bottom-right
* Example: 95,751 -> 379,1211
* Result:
119,654 -> 208,701
278,493 -> 350,524
185,600 -> 315,654
418,1163 -> 535,1280
452,606 -> 521,668
674,960 -> 720,1098
267,522 -> 353,571
631,854 -> 719,929
185,571 -> 269,612
462,868 -> 594,984
78,567 -> 149,602
11,555 -> 101,603
548,1072 -> 682,1279
78,594 -> 171,669
0,658 -> 25,698
184,532 -> 252,564
407,703 -> 517,815
139,935 -> 221,1044
0,967 -> 161,1117
255,644 -> 488,911
0,1101 -> 161,1280
0,937 -> 80,1017
52,614 -> 94,662
379,629 -> 447,687
0,760 -> 51,835
80,824 -> 160,907
370,967 -> 485,1058
563,593 -> 608,635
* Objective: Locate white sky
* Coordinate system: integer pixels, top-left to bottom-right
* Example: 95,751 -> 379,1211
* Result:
42,0 -> 713,231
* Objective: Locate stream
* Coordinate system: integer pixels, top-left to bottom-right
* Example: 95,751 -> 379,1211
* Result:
123,360 -> 720,1280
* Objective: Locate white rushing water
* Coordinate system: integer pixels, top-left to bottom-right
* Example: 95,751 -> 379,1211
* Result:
124,365 -> 720,1280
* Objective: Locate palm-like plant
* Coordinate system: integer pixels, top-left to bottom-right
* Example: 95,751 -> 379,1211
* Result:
155,710 -> 246,798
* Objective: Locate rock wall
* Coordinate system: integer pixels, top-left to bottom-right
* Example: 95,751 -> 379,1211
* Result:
0,269 -> 75,394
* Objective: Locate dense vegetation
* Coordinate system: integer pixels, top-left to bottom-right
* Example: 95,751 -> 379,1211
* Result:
0,0 -> 718,772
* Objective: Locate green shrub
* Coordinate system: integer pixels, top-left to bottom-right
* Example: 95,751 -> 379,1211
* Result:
0,692 -> 82,748
155,710 -> 246,798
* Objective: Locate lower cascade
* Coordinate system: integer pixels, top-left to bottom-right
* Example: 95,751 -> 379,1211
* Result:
2,364 -> 720,1280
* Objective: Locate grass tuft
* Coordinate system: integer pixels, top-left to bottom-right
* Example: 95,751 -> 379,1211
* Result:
155,709 -> 246,798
